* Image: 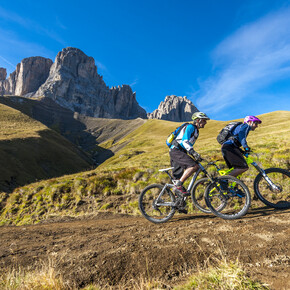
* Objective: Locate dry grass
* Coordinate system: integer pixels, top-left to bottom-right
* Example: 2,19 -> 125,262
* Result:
174,260 -> 269,290
0,252 -> 268,290
0,256 -> 66,290
0,101 -> 45,140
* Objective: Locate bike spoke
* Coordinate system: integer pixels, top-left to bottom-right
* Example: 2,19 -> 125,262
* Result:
191,178 -> 211,213
255,170 -> 290,208
205,176 -> 251,220
139,184 -> 176,223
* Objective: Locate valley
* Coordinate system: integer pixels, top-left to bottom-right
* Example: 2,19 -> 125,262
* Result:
0,98 -> 289,289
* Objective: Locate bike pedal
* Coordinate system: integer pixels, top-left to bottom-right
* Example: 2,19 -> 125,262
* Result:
178,208 -> 188,214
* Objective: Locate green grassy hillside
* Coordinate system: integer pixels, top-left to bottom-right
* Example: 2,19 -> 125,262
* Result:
0,103 -> 91,193
0,111 -> 289,225
0,96 -> 146,163
100,110 -> 289,170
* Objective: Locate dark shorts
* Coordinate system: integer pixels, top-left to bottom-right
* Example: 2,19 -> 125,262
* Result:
221,143 -> 248,169
169,148 -> 197,179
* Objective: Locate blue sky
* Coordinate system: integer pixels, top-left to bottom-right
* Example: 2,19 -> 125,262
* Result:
0,0 -> 290,121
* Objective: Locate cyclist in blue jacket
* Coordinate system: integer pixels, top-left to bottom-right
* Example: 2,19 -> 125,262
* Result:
169,112 -> 210,201
222,115 -> 262,177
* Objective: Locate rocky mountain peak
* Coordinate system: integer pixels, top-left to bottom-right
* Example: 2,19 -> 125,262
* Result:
52,47 -> 99,80
0,57 -> 52,96
33,47 -> 146,119
1,47 -> 147,119
147,95 -> 199,121
1,47 -> 200,121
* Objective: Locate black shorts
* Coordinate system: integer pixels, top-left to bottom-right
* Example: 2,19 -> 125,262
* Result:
169,148 -> 197,179
221,143 -> 248,169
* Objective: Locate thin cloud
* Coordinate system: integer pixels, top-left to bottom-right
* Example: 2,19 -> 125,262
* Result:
0,55 -> 16,70
0,28 -> 55,74
129,78 -> 139,87
0,7 -> 29,28
196,7 -> 290,113
95,60 -> 108,73
0,6 -> 66,45
0,28 -> 54,56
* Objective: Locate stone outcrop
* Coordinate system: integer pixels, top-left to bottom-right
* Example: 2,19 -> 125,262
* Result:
0,68 -> 6,96
33,47 -> 147,119
0,57 -> 53,96
147,95 -> 199,122
0,68 -> 7,80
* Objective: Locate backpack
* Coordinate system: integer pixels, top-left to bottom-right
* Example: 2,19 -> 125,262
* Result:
166,123 -> 189,148
216,121 -> 242,145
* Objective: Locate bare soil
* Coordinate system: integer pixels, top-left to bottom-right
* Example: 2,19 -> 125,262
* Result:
0,207 -> 289,289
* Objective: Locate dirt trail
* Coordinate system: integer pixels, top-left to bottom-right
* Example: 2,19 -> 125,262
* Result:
0,208 -> 289,289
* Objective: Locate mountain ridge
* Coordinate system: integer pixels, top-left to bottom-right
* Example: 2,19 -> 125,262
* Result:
0,47 -> 200,121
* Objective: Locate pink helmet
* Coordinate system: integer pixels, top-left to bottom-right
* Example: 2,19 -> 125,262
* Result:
244,115 -> 262,124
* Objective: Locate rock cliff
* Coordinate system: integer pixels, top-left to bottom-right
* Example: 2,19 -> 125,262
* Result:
0,48 -> 146,120
0,57 -> 53,96
1,48 -> 199,121
33,47 -> 147,119
147,95 -> 198,121
0,68 -> 7,80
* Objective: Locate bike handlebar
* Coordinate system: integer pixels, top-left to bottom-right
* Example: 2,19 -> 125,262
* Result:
196,158 -> 221,170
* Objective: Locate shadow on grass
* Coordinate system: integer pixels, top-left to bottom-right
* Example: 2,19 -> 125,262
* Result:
0,129 -> 113,193
0,97 -> 108,153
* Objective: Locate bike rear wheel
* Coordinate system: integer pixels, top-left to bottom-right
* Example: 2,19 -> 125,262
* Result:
204,176 -> 251,220
191,178 -> 227,213
254,168 -> 290,209
191,178 -> 212,213
139,184 -> 176,223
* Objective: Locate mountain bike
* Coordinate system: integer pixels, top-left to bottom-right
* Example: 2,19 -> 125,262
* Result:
138,159 -> 251,223
192,153 -> 290,216
219,152 -> 290,209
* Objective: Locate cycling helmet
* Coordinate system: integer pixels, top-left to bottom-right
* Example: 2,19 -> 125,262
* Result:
192,112 -> 210,121
244,115 -> 262,124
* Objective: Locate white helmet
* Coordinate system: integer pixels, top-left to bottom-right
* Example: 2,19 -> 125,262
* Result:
192,112 -> 210,121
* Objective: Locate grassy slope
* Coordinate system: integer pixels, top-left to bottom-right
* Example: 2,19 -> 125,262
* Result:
0,111 -> 289,225
100,110 -> 290,170
0,103 -> 91,193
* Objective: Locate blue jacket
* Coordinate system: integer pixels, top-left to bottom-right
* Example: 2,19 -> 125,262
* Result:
224,123 -> 251,149
170,123 -> 199,152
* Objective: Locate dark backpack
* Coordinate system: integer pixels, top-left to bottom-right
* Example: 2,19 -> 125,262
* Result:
166,123 -> 189,148
216,121 -> 242,145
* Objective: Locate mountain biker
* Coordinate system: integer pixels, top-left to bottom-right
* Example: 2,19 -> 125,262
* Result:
221,115 -> 262,177
169,112 -> 210,208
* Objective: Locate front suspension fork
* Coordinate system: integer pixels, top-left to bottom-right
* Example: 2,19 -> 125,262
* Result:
252,163 -> 281,192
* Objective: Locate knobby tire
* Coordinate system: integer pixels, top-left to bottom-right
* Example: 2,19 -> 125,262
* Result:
139,183 -> 176,223
191,178 -> 212,213
254,168 -> 290,209
204,175 -> 251,220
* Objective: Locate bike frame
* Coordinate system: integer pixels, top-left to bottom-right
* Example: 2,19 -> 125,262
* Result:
218,154 -> 280,191
156,163 -> 216,207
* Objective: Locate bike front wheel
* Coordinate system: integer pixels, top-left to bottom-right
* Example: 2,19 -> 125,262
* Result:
138,184 -> 176,223
204,176 -> 251,220
254,168 -> 290,209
